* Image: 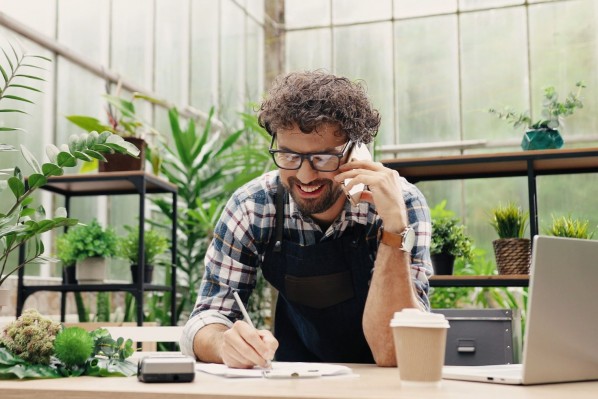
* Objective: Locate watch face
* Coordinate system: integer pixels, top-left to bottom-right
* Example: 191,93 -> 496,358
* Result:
403,227 -> 416,251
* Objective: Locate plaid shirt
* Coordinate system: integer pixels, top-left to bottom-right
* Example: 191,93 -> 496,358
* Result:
180,170 -> 432,357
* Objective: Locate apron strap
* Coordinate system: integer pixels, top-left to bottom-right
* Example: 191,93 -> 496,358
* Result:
273,181 -> 285,252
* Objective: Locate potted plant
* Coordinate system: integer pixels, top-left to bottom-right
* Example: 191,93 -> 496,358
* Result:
490,202 -> 530,275
430,201 -> 474,275
55,233 -> 77,284
118,227 -> 169,284
0,44 -> 139,310
489,81 -> 586,150
66,94 -> 162,173
545,215 -> 595,239
63,220 -> 118,284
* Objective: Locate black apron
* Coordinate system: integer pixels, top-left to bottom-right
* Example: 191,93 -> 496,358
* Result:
260,184 -> 377,363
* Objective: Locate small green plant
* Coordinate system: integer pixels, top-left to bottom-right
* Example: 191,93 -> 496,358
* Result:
53,327 -> 94,368
118,227 -> 169,265
489,81 -> 586,130
430,201 -> 474,260
490,202 -> 528,239
61,219 -> 118,261
545,215 -> 594,239
0,309 -> 61,365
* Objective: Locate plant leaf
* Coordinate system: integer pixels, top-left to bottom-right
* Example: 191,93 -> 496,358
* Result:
7,176 -> 25,198
41,163 -> 63,177
28,173 -> 47,189
3,95 -> 34,104
20,145 -> 42,174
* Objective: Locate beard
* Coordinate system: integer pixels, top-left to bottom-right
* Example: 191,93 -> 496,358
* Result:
284,176 -> 345,216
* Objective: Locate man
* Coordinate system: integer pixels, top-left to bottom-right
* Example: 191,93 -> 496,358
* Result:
181,70 -> 432,368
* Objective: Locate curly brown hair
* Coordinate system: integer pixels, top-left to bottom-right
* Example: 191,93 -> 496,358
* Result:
258,70 -> 381,144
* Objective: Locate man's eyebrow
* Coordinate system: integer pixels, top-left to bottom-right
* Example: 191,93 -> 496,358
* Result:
277,143 -> 345,153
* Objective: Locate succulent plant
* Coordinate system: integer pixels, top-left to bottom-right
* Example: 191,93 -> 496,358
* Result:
53,327 -> 94,368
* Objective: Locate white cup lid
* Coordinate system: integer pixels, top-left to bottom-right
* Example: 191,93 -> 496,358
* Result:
389,308 -> 450,328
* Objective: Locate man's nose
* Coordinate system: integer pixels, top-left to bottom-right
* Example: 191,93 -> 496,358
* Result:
295,158 -> 318,182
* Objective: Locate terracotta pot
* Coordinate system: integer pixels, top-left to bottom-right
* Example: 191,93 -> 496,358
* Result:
99,137 -> 146,172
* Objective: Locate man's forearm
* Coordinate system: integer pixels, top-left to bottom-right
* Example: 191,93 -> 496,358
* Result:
363,244 -> 422,367
193,323 -> 228,363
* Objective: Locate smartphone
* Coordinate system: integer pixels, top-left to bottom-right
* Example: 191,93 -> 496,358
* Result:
342,142 -> 373,206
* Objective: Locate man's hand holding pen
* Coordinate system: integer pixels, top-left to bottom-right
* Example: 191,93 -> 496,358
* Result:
221,290 -> 278,369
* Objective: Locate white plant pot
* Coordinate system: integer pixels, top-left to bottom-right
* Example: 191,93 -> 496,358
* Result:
0,288 -> 10,311
76,257 -> 107,284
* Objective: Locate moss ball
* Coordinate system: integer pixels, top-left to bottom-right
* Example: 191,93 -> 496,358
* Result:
53,327 -> 94,367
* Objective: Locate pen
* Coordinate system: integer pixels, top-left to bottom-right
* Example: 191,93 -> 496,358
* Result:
232,290 -> 272,368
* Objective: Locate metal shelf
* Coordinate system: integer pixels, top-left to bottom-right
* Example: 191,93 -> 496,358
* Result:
430,275 -> 529,287
17,171 -> 178,326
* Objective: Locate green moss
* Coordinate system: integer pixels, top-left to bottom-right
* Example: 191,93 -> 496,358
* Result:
54,327 -> 94,368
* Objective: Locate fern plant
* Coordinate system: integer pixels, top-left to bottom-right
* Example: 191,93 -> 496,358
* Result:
0,44 -> 139,288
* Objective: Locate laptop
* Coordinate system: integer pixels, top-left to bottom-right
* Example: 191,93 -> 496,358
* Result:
442,235 -> 598,385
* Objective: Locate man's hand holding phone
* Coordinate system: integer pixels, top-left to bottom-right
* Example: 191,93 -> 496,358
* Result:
341,142 -> 373,206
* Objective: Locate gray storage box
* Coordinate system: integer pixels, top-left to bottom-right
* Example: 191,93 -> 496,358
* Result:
433,309 -> 522,366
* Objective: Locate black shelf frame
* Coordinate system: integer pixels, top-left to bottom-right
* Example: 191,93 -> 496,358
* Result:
383,148 -> 598,288
16,171 -> 178,326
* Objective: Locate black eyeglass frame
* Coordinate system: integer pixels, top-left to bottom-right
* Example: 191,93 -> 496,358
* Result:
268,134 -> 352,172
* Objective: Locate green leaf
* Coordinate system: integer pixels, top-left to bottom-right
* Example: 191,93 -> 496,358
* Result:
57,152 -> 77,167
1,48 -> 14,72
72,150 -> 92,162
22,197 -> 34,206
41,163 -> 63,177
20,145 -> 42,174
0,64 -> 8,83
91,143 -> 113,153
2,95 -> 34,104
7,176 -> 25,199
7,83 -> 42,93
20,208 -> 35,218
82,149 -> 107,162
0,127 -> 25,132
28,173 -> 47,189
45,144 -> 60,163
0,109 -> 28,114
65,115 -> 112,133
15,74 -> 45,81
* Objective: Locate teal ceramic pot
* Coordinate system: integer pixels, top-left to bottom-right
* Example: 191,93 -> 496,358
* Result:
521,129 -> 564,151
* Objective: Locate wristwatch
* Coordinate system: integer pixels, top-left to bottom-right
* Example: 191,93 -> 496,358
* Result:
378,225 -> 415,253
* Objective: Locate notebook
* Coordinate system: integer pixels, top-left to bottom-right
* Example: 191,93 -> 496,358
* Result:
442,235 -> 598,385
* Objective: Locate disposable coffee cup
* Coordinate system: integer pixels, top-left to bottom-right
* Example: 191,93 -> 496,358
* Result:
390,308 -> 449,386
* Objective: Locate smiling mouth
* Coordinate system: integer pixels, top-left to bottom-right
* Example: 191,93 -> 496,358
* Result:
298,183 -> 323,193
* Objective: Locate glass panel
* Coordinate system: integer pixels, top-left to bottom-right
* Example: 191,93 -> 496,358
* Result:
334,22 -> 394,148
220,0 -> 245,125
111,0 -> 154,91
394,15 -> 460,146
459,0 -> 524,12
332,0 -> 391,24
246,19 -> 265,107
285,0 -> 330,29
285,29 -> 332,72
0,0 -> 56,35
153,0 -> 190,131
460,7 -> 529,143
246,0 -> 265,24
529,0 -> 598,139
394,0 -> 457,19
191,0 -> 220,112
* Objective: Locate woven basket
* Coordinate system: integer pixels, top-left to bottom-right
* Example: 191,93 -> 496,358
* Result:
492,238 -> 531,275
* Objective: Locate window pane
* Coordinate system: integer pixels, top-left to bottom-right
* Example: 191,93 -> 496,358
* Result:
334,22 -> 394,146
529,0 -> 598,139
461,7 -> 529,143
459,0 -> 524,12
394,0 -> 457,19
220,0 -> 245,125
332,0 -> 391,25
394,15 -> 460,145
246,18 -> 265,106
286,29 -> 332,72
285,0 -> 330,29
191,0 -> 220,111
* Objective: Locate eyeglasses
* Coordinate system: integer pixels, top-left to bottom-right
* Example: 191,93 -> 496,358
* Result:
268,135 -> 352,172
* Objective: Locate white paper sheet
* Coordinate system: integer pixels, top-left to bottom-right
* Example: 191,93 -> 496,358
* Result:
195,361 -> 353,378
